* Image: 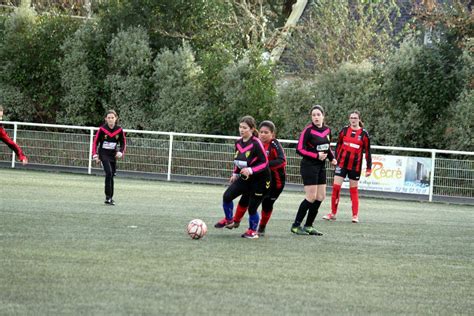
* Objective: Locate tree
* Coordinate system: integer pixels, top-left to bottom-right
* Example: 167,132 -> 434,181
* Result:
105,26 -> 152,129
283,0 -> 401,75
148,42 -> 207,133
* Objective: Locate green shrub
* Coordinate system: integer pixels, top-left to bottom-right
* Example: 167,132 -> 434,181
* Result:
105,26 -> 152,129
148,42 -> 207,133
59,21 -> 107,126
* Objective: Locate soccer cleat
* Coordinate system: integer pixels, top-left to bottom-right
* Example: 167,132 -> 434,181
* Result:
226,221 -> 240,229
257,226 -> 266,237
352,216 -> 359,223
304,226 -> 323,236
291,226 -> 309,235
104,198 -> 115,206
241,229 -> 259,239
214,218 -> 228,228
322,213 -> 336,220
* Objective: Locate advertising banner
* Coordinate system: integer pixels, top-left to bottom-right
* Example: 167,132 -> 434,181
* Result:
341,155 -> 432,195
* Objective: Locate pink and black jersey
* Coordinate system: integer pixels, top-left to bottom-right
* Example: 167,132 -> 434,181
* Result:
264,139 -> 286,189
335,126 -> 371,172
92,124 -> 126,161
296,123 -> 335,164
0,124 -> 26,161
233,135 -> 269,178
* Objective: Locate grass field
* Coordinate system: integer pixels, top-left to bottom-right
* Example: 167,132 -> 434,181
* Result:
1,168 -> 473,315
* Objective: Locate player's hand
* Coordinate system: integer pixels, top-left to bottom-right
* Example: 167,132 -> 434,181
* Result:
116,152 -> 123,159
21,157 -> 28,165
93,154 -> 100,164
229,174 -> 239,183
366,169 -> 372,177
318,152 -> 327,161
331,159 -> 337,166
240,167 -> 252,178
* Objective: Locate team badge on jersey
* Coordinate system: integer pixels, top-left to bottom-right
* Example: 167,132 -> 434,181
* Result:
245,151 -> 250,158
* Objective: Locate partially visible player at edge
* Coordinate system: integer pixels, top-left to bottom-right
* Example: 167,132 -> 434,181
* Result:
291,104 -> 337,235
92,110 -> 126,206
214,116 -> 271,239
0,105 -> 28,165
231,120 -> 286,236
323,110 -> 372,223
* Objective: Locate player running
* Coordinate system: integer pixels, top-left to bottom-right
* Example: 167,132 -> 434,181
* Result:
214,116 -> 271,239
231,120 -> 286,236
323,110 -> 372,223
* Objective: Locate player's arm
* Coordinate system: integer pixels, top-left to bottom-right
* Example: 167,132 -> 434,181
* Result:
246,139 -> 268,175
296,126 -> 318,159
116,129 -> 126,159
364,131 -> 372,176
92,128 -> 102,161
269,140 -> 286,168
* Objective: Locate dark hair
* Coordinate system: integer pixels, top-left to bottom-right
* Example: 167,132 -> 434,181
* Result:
240,115 -> 258,137
349,110 -> 364,128
258,120 -> 276,134
310,104 -> 325,115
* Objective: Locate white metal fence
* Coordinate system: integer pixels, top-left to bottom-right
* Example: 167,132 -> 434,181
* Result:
1,121 -> 473,203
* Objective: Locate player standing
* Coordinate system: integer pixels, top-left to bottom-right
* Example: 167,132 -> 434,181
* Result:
323,110 -> 372,223
231,120 -> 286,236
291,105 -> 337,235
214,116 -> 271,239
0,105 -> 28,165
92,110 -> 126,205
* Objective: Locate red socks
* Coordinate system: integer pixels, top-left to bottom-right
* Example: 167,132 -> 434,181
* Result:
233,204 -> 248,223
259,210 -> 272,227
331,183 -> 342,215
350,187 -> 359,217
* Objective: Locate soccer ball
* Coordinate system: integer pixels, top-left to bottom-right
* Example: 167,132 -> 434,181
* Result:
187,219 -> 207,240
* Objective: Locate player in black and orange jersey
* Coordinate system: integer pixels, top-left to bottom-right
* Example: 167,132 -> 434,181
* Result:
231,120 -> 286,236
92,109 -> 126,205
323,110 -> 372,223
214,116 -> 271,239
291,105 -> 337,235
0,105 -> 28,165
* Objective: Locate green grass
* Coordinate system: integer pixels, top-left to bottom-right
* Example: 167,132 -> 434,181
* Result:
1,169 -> 473,315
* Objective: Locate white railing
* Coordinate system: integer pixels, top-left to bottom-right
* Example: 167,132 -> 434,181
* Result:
1,121 -> 473,203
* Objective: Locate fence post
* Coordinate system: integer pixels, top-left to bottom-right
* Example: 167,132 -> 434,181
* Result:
167,133 -> 173,181
11,122 -> 17,168
88,128 -> 94,175
429,150 -> 436,202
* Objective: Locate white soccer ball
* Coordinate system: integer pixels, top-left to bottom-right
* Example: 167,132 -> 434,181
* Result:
187,219 -> 207,240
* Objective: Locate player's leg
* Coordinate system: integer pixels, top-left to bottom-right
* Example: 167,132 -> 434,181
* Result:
304,166 -> 326,235
102,160 -> 114,205
215,178 -> 247,228
231,193 -> 250,228
323,168 -> 346,220
349,178 -> 360,223
258,184 -> 284,236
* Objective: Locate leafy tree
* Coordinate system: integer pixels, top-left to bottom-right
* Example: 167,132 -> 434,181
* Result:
105,26 -> 152,129
283,0 -> 401,75
0,6 -> 79,122
59,21 -> 107,126
148,42 -> 207,133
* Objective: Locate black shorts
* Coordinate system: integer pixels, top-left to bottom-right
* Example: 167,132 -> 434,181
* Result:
334,166 -> 361,180
300,159 -> 326,186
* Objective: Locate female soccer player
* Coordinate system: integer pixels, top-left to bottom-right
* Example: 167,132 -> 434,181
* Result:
323,110 -> 372,223
0,105 -> 28,165
231,120 -> 286,236
291,105 -> 337,235
214,116 -> 271,239
92,110 -> 126,205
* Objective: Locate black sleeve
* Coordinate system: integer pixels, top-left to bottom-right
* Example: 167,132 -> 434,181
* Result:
269,140 -> 286,167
